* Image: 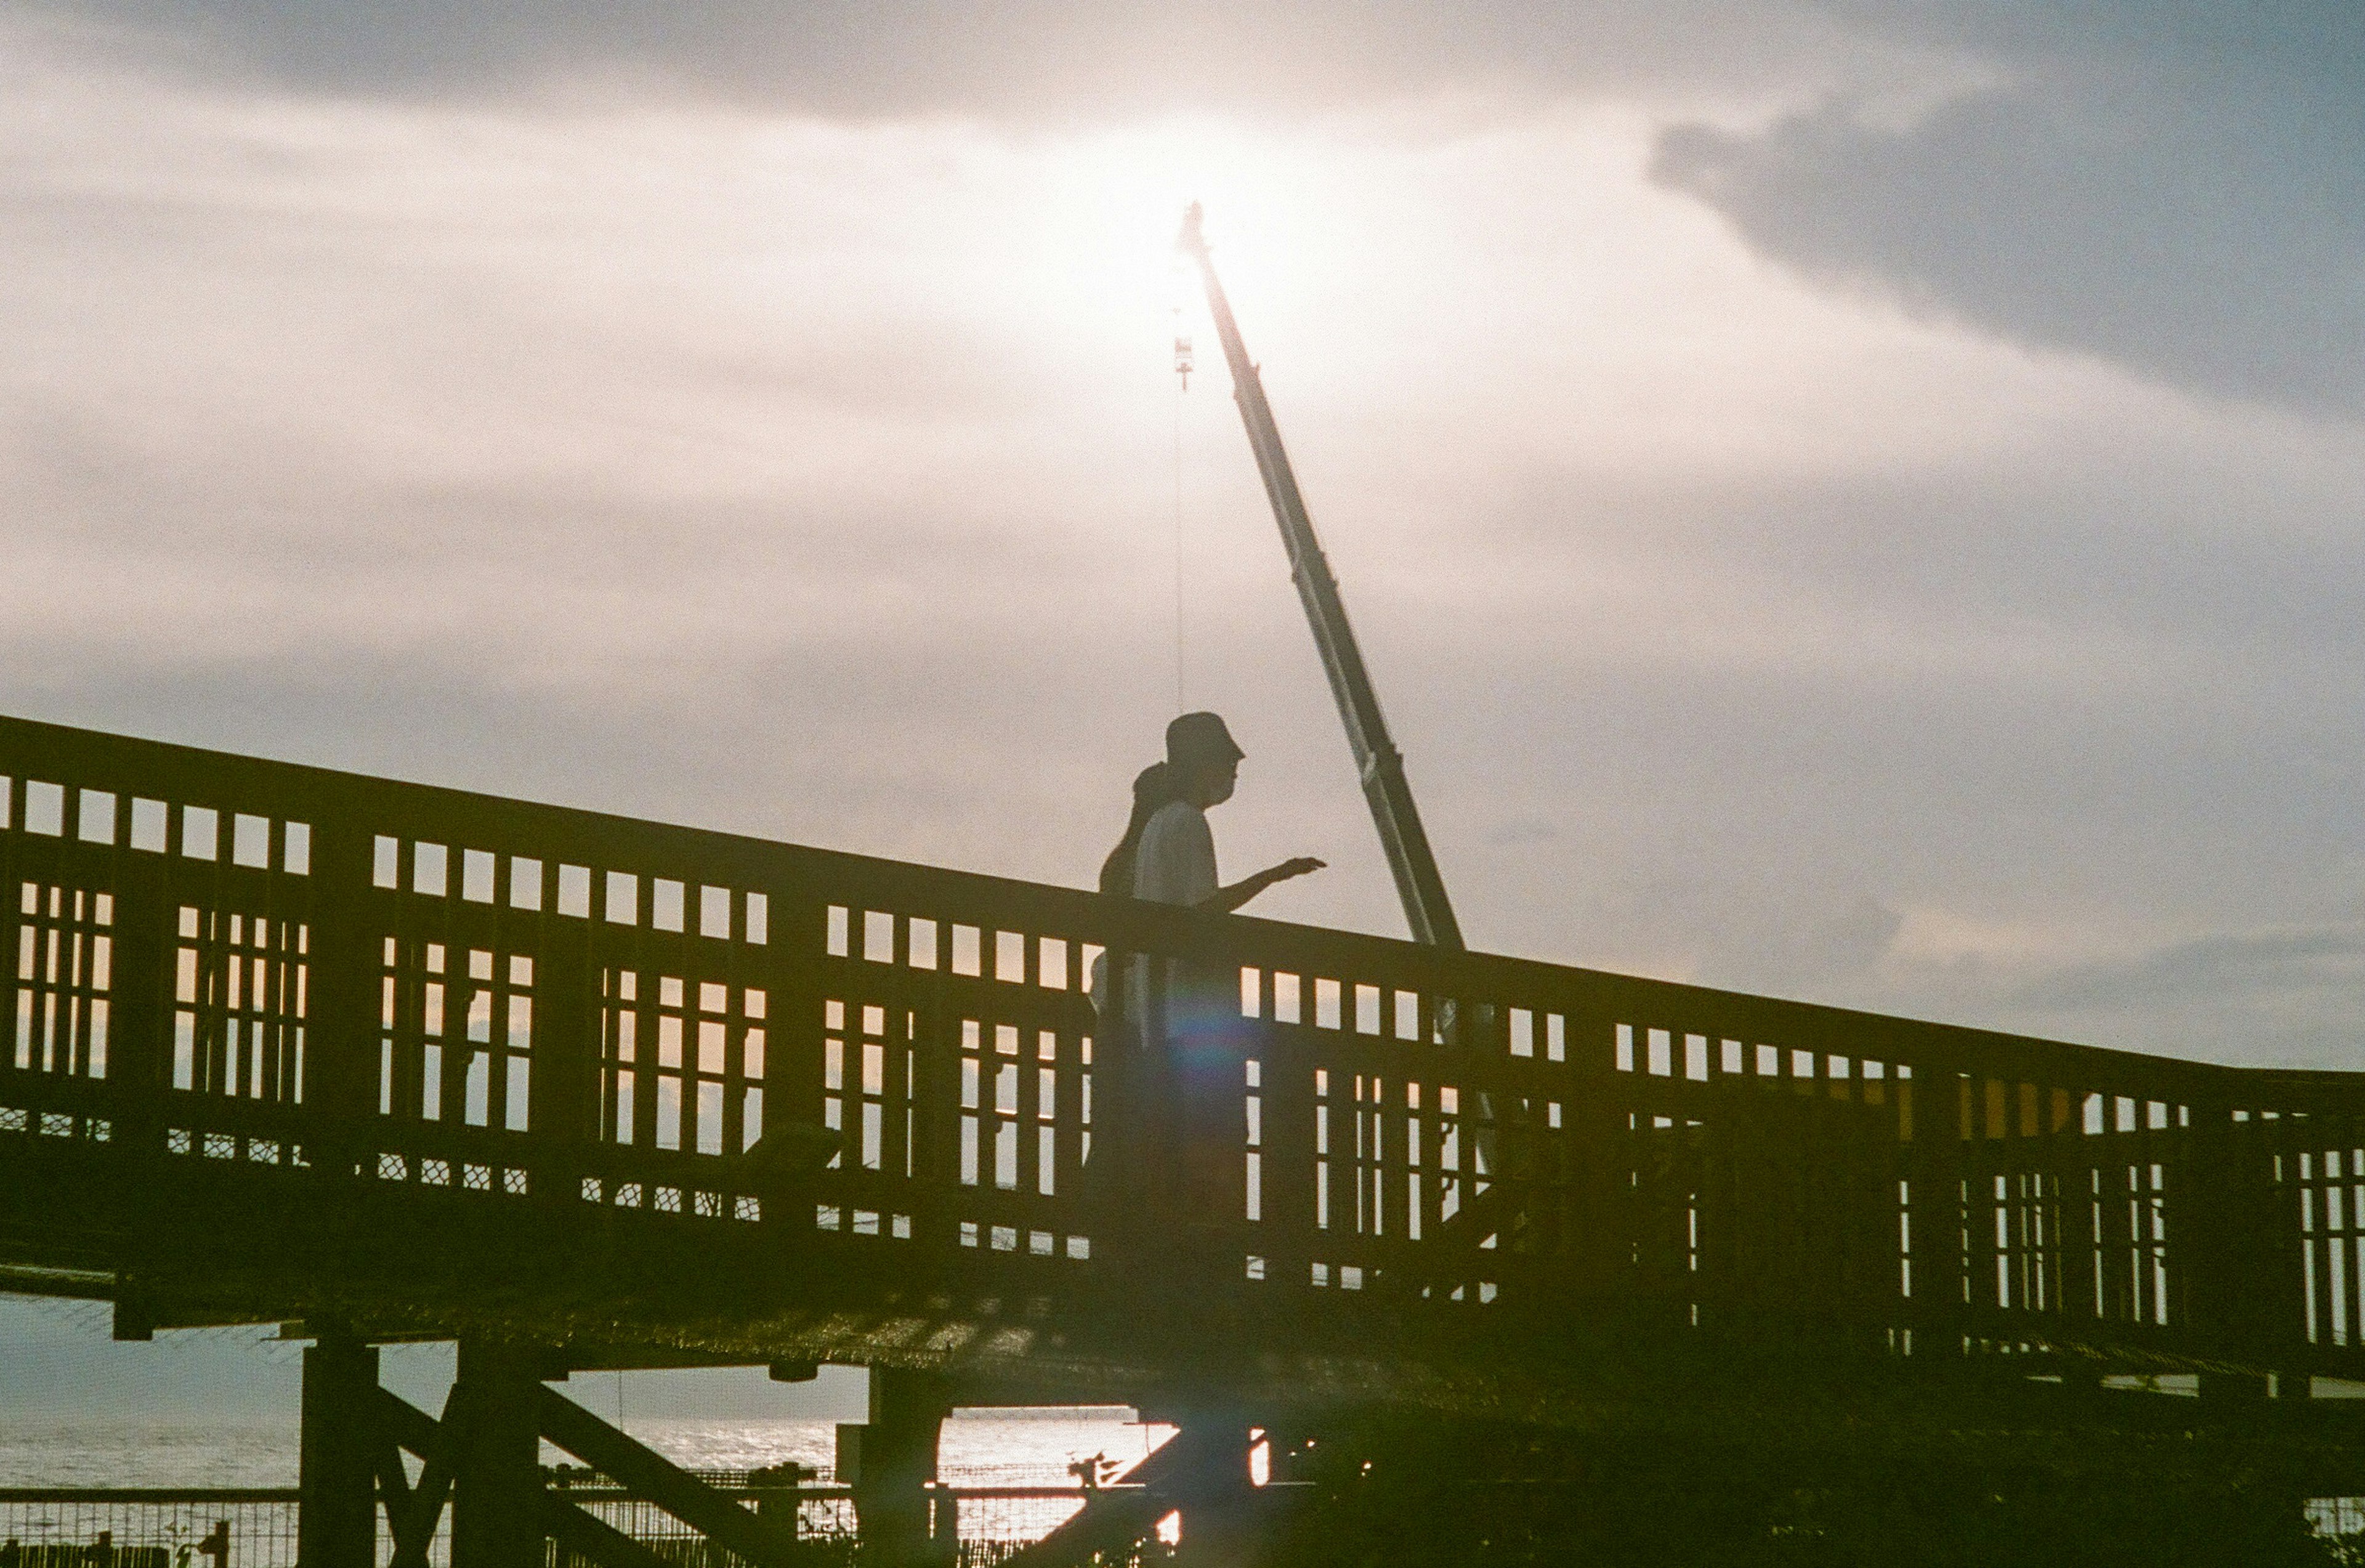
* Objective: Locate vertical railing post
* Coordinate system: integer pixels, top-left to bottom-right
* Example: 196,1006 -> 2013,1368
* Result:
1556,992 -> 1623,1320
902,905 -> 960,1279
1256,980 -> 1312,1299
530,907 -> 594,1216
1898,1065 -> 1964,1363
297,1332 -> 381,1568
2188,1090 -> 2308,1380
766,881 -> 829,1246
108,799 -> 174,1341
303,818 -> 384,1204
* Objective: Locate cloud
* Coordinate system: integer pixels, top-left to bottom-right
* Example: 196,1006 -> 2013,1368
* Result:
12,0 -> 2365,1441
26,0 -> 2361,428
17,0 -> 1878,113
1652,4 -> 2365,414
2,16 -> 2362,1082
1985,923 -> 2365,1070
2015,924 -> 2365,1014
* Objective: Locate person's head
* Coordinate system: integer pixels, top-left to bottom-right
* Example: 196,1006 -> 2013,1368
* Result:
1165,711 -> 1244,808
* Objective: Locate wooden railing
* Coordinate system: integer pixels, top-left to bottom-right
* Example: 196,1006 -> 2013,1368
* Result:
4,712 -> 2363,1386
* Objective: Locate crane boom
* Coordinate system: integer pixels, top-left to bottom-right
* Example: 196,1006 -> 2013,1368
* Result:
1177,203 -> 1465,952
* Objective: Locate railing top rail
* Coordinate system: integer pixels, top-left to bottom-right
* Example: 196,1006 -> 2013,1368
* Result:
0,1484 -> 1093,1503
0,1489 -> 304,1503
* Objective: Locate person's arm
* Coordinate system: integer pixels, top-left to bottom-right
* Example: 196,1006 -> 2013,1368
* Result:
1195,857 -> 1324,915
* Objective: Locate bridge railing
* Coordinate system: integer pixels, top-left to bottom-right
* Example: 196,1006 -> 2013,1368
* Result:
4,713 -> 2361,1380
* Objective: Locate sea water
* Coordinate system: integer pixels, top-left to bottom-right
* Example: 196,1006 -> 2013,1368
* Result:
0,1304 -> 1167,1490
0,1411 -> 1170,1489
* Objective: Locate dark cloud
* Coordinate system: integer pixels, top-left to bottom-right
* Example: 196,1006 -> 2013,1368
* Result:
39,0 -> 2362,418
1654,4 -> 2365,414
26,0 -> 2363,419
2014,924 -> 2365,1015
21,0 -> 1861,112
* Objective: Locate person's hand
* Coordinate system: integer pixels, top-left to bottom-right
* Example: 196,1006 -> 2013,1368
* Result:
1205,857 -> 1327,913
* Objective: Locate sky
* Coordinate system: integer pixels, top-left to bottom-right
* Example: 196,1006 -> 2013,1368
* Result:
2,3 -> 2360,1051
2,1 -> 2361,1141
0,1293 -> 868,1457
3,0 -> 2361,1441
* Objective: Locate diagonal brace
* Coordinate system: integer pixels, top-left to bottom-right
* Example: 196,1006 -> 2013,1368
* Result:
376,1380 -> 472,1568
539,1386 -> 804,1568
542,1494 -> 682,1568
1002,1426 -> 1226,1568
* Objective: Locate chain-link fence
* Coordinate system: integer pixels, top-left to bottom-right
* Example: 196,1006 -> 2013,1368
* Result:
0,1491 -> 291,1568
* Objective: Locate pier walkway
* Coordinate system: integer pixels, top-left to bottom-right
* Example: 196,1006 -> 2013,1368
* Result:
6,713 -> 2365,1565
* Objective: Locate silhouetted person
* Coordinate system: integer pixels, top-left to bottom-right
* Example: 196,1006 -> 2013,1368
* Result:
1099,762 -> 1179,899
1085,764 -> 1178,1244
1094,712 -> 1320,1263
1133,712 -> 1324,916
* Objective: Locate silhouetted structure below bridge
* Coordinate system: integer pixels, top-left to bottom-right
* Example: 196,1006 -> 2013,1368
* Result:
4,713 -> 2365,1566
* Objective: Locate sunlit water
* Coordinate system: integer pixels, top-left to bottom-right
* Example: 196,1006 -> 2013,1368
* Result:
14,1413 -> 2365,1552
0,1412 -> 1170,1489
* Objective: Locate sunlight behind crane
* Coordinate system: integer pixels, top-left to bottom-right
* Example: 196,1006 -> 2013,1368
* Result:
1021,118 -> 1388,365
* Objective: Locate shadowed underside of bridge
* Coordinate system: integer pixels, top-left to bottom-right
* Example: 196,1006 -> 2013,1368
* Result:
8,713 -> 2365,1563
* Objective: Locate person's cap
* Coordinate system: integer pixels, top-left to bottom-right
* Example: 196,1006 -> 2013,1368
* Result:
1166,711 -> 1245,769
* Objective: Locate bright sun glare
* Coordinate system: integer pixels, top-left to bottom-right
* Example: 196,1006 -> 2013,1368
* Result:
1024,119 -> 1385,357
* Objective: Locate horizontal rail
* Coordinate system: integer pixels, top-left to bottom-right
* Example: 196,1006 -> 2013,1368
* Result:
0,1486 -> 1090,1503
0,1480 -> 1101,1567
0,1490 -> 302,1505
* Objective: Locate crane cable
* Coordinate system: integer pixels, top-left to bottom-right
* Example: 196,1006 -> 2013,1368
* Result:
1171,266 -> 1194,714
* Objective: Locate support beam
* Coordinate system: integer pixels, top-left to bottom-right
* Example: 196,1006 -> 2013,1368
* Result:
297,1335 -> 381,1568
542,1494 -> 677,1568
383,1382 -> 469,1568
2198,1370 -> 2270,1403
451,1340 -> 546,1568
1163,1416 -> 1257,1568
538,1385 -> 804,1567
1005,1426 -> 1229,1568
843,1367 -> 954,1568
376,1381 -> 444,1453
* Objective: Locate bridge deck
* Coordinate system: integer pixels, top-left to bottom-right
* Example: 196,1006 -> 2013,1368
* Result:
4,713 -> 2363,1413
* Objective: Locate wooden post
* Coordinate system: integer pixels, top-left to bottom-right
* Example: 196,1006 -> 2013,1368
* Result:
297,1333 -> 381,1568
928,1481 -> 960,1559
451,1340 -> 544,1568
302,820 -> 384,1200
528,921 -> 593,1219
847,1367 -> 953,1568
1160,1415 -> 1257,1568
750,1461 -> 805,1541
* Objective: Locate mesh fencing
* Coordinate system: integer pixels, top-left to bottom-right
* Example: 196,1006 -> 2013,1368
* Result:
0,1492 -> 293,1568
0,1479 -> 1110,1568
